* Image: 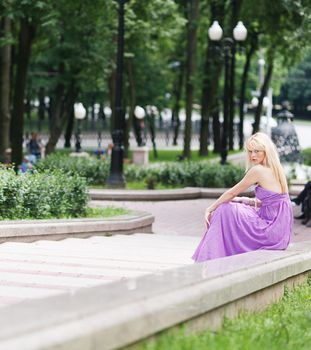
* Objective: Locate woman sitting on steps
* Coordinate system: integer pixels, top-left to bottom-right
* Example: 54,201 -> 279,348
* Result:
192,132 -> 293,262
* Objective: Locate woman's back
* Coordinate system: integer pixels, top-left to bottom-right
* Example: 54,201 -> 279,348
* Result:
255,165 -> 284,194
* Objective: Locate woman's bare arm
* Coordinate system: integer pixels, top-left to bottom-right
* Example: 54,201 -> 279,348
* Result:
205,165 -> 262,214
232,196 -> 262,208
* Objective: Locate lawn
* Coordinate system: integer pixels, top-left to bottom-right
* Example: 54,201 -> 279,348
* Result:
138,279 -> 311,350
126,149 -> 241,163
84,206 -> 130,218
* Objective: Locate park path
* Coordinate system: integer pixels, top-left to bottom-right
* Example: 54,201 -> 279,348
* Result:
91,198 -> 311,242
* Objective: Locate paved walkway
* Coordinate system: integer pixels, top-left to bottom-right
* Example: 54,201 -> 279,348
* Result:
91,198 -> 311,242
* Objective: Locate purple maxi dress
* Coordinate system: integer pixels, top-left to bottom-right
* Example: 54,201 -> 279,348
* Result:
192,185 -> 293,262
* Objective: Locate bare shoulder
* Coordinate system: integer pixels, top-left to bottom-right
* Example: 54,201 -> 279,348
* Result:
246,164 -> 265,176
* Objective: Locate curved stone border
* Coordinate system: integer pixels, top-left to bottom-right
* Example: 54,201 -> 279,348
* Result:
90,187 -> 201,201
90,185 -> 302,201
90,187 -> 254,201
0,211 -> 154,243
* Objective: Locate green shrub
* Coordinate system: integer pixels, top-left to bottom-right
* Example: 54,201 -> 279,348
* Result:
146,162 -> 244,188
36,153 -> 244,188
124,164 -> 149,182
0,168 -> 88,220
302,148 -> 311,166
35,153 -> 109,185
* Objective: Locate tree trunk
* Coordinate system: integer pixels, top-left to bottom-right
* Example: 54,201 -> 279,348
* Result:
62,93 -> 76,149
183,0 -> 199,159
228,0 -> 243,151
45,79 -> 77,154
252,60 -> 273,134
172,61 -> 184,146
45,83 -> 65,154
199,0 -> 225,156
124,57 -> 135,157
11,17 -> 35,167
238,32 -> 257,149
38,86 -> 45,131
64,108 -> 74,148
228,43 -> 236,151
212,101 -> 221,153
0,17 -> 12,163
199,42 -> 224,156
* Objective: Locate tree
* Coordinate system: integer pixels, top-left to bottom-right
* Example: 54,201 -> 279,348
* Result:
183,0 -> 199,159
0,9 -> 12,162
199,0 -> 226,156
244,0 -> 311,133
281,53 -> 311,116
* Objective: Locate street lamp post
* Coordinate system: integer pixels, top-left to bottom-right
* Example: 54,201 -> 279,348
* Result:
134,105 -> 145,146
74,103 -> 86,152
107,0 -> 128,187
208,20 -> 247,164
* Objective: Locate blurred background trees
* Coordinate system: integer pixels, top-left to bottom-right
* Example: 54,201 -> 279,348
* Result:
1,0 -> 311,165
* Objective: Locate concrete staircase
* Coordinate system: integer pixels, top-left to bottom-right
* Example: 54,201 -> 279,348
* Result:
0,234 -> 198,308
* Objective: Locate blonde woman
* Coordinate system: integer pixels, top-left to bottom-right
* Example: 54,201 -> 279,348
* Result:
192,132 -> 293,262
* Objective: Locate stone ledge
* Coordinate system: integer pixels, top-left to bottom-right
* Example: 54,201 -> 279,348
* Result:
0,211 -> 154,243
0,241 -> 311,349
89,188 -> 201,201
89,186 -> 297,201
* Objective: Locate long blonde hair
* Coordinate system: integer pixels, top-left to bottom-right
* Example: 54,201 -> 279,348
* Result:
245,132 -> 288,193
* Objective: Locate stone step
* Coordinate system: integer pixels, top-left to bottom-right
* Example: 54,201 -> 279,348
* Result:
0,244 -> 193,263
0,252 -> 173,271
0,234 -> 198,308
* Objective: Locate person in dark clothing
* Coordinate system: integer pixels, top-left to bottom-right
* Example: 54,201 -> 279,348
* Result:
292,181 -> 311,224
27,132 -> 43,160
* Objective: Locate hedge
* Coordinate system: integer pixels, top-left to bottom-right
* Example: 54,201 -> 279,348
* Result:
0,167 -> 88,220
36,154 -> 244,188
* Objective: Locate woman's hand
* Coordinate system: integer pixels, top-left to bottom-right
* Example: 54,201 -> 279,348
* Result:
204,210 -> 212,229
232,196 -> 250,204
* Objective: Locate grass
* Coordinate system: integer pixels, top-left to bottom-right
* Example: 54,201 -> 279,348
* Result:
126,149 -> 241,163
0,206 -> 130,221
90,182 -> 179,190
302,148 -> 311,166
84,206 -> 130,218
137,279 -> 311,350
148,149 -> 219,162
50,147 -> 241,164
126,181 -> 179,190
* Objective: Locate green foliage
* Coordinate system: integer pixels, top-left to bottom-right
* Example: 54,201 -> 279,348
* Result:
138,282 -> 311,350
125,162 -> 244,188
35,154 -> 110,185
0,168 -> 88,220
280,52 -> 311,111
302,148 -> 311,166
36,153 -> 244,189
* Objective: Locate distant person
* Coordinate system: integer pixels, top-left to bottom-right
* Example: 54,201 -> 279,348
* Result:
192,132 -> 293,262
19,155 -> 34,174
27,132 -> 43,161
292,181 -> 311,225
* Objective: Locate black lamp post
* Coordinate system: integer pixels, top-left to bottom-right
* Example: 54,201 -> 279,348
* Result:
74,103 -> 86,152
208,21 -> 247,164
107,0 -> 129,187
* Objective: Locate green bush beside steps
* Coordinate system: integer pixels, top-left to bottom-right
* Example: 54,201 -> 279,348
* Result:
0,167 -> 88,220
35,153 -> 245,189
